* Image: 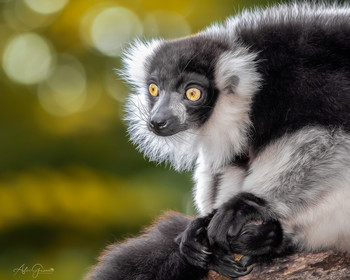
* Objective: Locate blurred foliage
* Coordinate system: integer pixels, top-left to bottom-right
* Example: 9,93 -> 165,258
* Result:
0,0 -> 284,279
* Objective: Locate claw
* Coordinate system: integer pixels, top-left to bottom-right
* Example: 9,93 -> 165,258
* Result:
201,249 -> 213,255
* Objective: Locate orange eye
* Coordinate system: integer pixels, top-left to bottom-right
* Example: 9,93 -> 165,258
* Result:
185,88 -> 201,101
149,84 -> 159,97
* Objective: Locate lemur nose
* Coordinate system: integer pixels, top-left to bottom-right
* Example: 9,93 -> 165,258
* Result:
149,119 -> 168,131
148,108 -> 179,136
148,113 -> 182,136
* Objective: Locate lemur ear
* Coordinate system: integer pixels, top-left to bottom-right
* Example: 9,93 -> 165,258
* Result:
215,50 -> 261,96
221,75 -> 240,94
120,39 -> 163,88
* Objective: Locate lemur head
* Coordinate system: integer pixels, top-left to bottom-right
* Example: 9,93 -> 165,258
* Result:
145,37 -> 229,137
122,35 -> 260,171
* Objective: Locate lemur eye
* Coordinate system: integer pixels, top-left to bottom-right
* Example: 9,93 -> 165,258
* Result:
185,88 -> 201,101
149,84 -> 159,97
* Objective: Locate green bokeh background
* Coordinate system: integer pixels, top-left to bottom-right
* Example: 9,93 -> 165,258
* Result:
0,0 -> 283,279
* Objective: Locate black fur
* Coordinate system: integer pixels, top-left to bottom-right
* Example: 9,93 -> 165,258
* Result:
236,15 -> 350,150
209,173 -> 222,208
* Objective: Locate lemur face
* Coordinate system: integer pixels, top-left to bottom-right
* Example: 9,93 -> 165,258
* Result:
144,37 -> 229,136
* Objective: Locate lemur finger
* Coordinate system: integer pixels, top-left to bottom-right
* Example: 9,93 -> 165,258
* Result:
207,209 -> 235,248
179,216 -> 213,268
180,241 -> 211,268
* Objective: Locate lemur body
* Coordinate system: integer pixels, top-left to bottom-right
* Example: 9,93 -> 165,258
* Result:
87,3 -> 350,279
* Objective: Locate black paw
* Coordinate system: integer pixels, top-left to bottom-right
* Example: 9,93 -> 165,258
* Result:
207,193 -> 268,251
177,215 -> 252,279
229,220 -> 283,256
176,216 -> 212,269
208,248 -> 252,279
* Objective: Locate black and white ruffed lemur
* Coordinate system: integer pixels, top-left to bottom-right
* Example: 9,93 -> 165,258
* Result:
87,2 -> 350,279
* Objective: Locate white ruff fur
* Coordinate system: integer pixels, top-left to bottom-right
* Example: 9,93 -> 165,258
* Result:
121,39 -> 163,88
124,93 -> 198,171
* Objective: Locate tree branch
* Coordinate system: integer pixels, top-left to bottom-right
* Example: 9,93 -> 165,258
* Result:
206,251 -> 350,280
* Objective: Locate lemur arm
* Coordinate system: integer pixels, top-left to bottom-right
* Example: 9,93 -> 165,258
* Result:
207,127 -> 350,255
179,153 -> 284,276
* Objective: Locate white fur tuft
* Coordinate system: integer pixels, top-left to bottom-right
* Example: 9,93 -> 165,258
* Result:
120,39 -> 163,88
196,49 -> 260,171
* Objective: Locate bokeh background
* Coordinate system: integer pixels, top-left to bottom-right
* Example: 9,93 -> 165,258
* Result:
0,0 -> 284,279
